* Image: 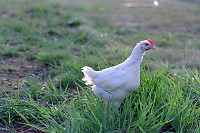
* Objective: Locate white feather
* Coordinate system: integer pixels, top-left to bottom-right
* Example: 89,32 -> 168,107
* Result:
81,40 -> 155,108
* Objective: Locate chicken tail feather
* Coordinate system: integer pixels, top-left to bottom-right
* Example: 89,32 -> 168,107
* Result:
81,66 -> 95,85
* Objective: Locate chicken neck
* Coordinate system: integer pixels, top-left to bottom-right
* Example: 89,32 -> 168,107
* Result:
129,44 -> 145,64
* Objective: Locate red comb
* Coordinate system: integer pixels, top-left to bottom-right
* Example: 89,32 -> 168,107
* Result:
148,39 -> 154,45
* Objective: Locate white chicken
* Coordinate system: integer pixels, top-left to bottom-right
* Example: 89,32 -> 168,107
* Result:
81,39 -> 156,108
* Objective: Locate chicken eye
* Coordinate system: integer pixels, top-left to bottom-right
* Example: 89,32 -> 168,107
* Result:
145,43 -> 148,46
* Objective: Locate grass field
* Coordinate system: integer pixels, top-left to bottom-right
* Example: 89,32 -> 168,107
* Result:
0,0 -> 199,132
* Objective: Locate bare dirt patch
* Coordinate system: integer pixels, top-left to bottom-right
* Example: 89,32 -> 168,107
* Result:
0,56 -> 47,92
0,124 -> 46,133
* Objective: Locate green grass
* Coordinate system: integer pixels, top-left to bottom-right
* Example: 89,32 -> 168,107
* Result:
0,66 -> 199,132
2,47 -> 22,57
0,0 -> 200,132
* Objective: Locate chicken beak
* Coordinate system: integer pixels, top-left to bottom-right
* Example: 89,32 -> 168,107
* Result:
151,45 -> 156,49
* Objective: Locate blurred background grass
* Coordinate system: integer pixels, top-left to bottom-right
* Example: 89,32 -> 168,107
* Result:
0,0 -> 199,69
